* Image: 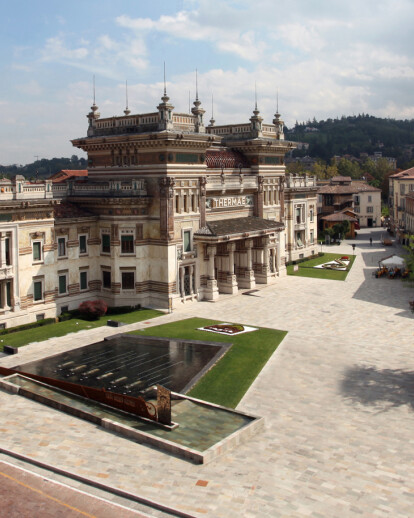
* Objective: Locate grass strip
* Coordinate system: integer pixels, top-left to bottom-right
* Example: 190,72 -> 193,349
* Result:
0,309 -> 163,350
287,253 -> 355,281
130,317 -> 287,408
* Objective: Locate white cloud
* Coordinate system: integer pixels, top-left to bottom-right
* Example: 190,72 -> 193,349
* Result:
16,80 -> 43,96
41,36 -> 89,62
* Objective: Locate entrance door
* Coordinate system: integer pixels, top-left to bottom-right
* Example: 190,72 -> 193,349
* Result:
368,218 -> 373,227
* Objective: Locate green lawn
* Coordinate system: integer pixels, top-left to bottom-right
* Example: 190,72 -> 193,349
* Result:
130,317 -> 287,408
287,253 -> 355,281
0,308 -> 163,350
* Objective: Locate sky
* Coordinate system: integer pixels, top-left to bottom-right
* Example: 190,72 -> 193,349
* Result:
1,0 -> 414,165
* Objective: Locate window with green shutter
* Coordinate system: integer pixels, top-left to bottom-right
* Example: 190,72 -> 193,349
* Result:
34,281 -> 42,301
102,234 -> 110,253
121,234 -> 134,254
33,242 -> 42,261
183,230 -> 191,252
58,275 -> 67,294
80,271 -> 88,290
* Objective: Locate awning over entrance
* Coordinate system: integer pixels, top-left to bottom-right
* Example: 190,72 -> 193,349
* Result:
194,217 -> 284,242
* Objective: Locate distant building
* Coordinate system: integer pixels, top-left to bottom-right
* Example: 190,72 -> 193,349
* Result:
389,167 -> 414,236
317,176 -> 381,231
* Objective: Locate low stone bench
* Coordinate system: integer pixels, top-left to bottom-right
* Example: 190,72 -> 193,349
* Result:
106,320 -> 125,328
3,345 -> 18,355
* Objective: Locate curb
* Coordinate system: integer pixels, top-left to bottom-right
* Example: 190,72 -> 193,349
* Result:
0,447 -> 198,518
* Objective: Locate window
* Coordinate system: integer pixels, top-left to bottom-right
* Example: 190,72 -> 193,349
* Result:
122,272 -> 135,290
310,231 -> 314,244
33,241 -> 42,262
310,209 -> 314,222
80,271 -> 88,291
79,235 -> 87,254
102,233 -> 110,253
368,195 -> 372,202
183,230 -> 191,252
400,184 -> 405,195
58,237 -> 66,257
354,207 -> 360,213
33,281 -> 43,301
367,206 -> 374,213
354,195 -> 360,205
102,270 -> 111,289
121,234 -> 134,254
296,207 -> 301,224
5,237 -> 11,266
58,274 -> 67,294
36,313 -> 45,321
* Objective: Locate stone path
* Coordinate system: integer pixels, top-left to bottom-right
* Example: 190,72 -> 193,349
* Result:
0,228 -> 413,517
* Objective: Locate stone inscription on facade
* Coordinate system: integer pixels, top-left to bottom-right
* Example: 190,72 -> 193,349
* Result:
206,195 -> 253,209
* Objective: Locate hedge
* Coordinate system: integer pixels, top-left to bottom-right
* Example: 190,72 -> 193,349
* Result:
0,318 -> 56,336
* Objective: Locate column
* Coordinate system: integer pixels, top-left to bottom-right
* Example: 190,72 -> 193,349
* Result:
255,237 -> 271,284
272,247 -> 276,274
0,233 -> 6,268
237,240 -> 256,289
219,243 -> 238,294
1,281 -> 9,311
180,267 -> 185,300
189,264 -> 195,300
204,246 -> 219,300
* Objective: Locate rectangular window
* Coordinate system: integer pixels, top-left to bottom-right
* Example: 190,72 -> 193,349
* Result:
33,241 -> 42,262
310,209 -> 314,222
310,231 -> 314,244
183,230 -> 191,252
5,237 -> 11,266
58,237 -> 66,257
79,235 -> 87,254
122,272 -> 135,290
121,234 -> 134,254
102,233 -> 110,253
368,195 -> 372,203
33,281 -> 43,301
102,270 -> 111,289
80,271 -> 88,291
296,207 -> 301,224
354,195 -> 360,205
367,206 -> 373,213
58,274 -> 67,294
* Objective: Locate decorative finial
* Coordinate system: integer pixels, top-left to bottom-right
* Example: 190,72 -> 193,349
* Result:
209,93 -> 215,127
93,74 -> 96,105
124,80 -> 131,116
276,88 -> 279,114
196,69 -> 199,101
163,61 -> 166,96
255,82 -> 257,111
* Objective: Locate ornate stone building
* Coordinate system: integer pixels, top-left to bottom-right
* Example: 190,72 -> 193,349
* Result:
0,88 -> 317,328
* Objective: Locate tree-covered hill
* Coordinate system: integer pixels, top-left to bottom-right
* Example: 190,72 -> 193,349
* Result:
288,115 -> 414,166
0,155 -> 87,179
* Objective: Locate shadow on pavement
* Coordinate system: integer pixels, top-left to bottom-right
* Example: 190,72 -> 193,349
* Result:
341,365 -> 414,412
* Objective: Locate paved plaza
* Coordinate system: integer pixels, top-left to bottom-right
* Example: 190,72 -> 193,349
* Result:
0,228 -> 413,517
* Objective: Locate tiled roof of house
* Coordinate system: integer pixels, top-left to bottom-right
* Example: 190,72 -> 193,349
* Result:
351,181 -> 381,192
321,213 -> 358,222
389,167 -> 414,179
318,184 -> 359,194
331,176 -> 352,183
49,170 -> 88,183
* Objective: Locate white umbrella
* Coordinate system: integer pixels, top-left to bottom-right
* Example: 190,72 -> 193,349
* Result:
379,255 -> 406,268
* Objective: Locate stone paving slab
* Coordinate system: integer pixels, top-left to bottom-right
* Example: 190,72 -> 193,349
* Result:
0,228 -> 413,517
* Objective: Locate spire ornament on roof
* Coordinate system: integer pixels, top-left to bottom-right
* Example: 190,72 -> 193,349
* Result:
250,83 -> 263,137
87,75 -> 100,136
273,89 -> 284,140
157,62 -> 174,130
191,68 -> 205,133
124,80 -> 131,116
209,93 -> 215,127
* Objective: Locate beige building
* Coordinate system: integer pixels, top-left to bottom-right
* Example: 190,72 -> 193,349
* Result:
0,89 -> 317,328
389,167 -> 414,235
352,182 -> 381,227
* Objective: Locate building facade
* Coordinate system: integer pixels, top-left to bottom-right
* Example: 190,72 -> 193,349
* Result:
0,90 -> 317,328
388,167 -> 414,236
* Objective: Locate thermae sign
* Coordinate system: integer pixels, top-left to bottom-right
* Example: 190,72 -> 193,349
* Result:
206,195 -> 254,209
